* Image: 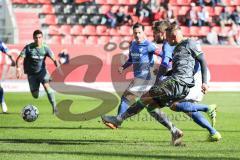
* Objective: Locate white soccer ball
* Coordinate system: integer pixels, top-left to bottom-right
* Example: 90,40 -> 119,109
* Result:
21,105 -> 39,122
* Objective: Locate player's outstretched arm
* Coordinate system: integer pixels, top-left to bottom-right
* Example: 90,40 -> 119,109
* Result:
16,55 -> 23,79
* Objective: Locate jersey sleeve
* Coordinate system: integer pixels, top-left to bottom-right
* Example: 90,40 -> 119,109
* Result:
45,46 -> 55,59
189,40 -> 203,58
0,41 -> 9,53
19,45 -> 27,58
147,42 -> 157,55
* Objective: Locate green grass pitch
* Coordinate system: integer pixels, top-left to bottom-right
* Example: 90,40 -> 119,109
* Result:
0,92 -> 240,160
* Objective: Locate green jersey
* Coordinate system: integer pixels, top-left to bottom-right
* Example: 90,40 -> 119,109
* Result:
20,43 -> 55,74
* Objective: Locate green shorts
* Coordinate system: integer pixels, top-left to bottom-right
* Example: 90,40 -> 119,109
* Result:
27,70 -> 51,92
149,77 -> 190,106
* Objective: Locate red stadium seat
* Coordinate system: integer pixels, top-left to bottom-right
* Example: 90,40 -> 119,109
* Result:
95,0 -> 107,4
38,0 -> 51,4
48,35 -> 61,44
44,15 -> 57,25
129,0 -> 138,4
110,36 -> 122,44
96,25 -> 108,35
59,25 -> 71,35
42,4 -> 54,14
144,26 -> 153,36
107,0 -> 118,4
75,0 -> 93,3
212,26 -> 221,33
48,25 -> 60,35
109,28 -> 119,36
180,26 -> 190,37
27,0 -> 39,4
70,25 -> 83,36
119,26 -> 132,35
86,36 -> 98,45
205,6 -> 214,16
189,26 -> 200,36
97,36 -> 111,45
82,25 -> 96,35
199,26 -> 210,36
73,36 -> 87,44
178,6 -> 190,15
214,6 -> 223,15
111,5 -> 120,13
61,35 -> 73,45
122,36 -> 133,42
118,0 -> 130,5
176,0 -> 191,5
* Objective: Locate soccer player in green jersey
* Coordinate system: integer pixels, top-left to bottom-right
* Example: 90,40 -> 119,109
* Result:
16,30 -> 61,114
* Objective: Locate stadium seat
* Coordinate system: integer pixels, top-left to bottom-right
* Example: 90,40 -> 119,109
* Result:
189,26 -> 200,36
212,26 -> 221,33
82,25 -> 96,35
73,36 -> 87,44
180,26 -> 190,37
176,0 -> 191,5
214,6 -> 223,15
97,36 -> 111,45
122,36 -> 133,42
107,0 -> 118,4
86,36 -> 98,45
59,25 -> 71,35
61,35 -> 74,45
95,0 -> 107,4
42,4 -> 54,14
70,25 -> 83,35
109,28 -> 119,36
48,25 -> 60,35
96,25 -> 108,35
178,6 -> 189,15
129,0 -> 138,4
119,26 -> 132,36
110,36 -> 122,44
118,0 -> 130,5
27,0 -> 40,4
75,0 -> 93,3
44,15 -> 57,25
48,35 -> 61,44
144,25 -> 153,36
38,0 -> 51,4
199,26 -> 210,36
205,6 -> 214,16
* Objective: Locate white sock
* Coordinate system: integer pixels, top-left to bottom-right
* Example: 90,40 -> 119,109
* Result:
2,102 -> 7,113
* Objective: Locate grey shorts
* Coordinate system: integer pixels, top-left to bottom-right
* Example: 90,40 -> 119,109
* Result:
27,70 -> 51,92
149,77 -> 190,107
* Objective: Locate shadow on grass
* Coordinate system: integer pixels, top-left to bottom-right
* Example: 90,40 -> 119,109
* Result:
0,138 -> 170,146
0,149 -> 238,160
0,126 -> 239,133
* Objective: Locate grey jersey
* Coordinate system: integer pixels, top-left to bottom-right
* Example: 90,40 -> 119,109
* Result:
171,39 -> 202,87
20,43 -> 55,74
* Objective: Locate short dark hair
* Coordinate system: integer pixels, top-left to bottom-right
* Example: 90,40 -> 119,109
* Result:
152,20 -> 171,32
165,22 -> 181,34
132,22 -> 144,30
33,30 -> 43,37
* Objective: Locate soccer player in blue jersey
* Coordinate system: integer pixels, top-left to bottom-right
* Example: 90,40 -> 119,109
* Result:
102,22 -> 183,145
16,30 -> 61,114
0,40 -> 15,113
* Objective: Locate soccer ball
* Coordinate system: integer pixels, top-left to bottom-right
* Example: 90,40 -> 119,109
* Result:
21,105 -> 39,122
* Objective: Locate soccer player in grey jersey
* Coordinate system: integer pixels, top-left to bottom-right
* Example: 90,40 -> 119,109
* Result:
16,30 -> 61,114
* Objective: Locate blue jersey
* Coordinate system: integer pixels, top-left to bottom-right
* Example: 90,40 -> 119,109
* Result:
0,41 -> 9,53
122,39 -> 157,80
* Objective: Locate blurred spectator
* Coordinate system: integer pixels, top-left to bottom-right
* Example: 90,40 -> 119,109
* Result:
87,5 -> 98,14
64,4 -> 74,14
67,15 -> 78,25
228,23 -> 239,45
197,6 -> 210,26
57,15 -> 66,24
54,4 -> 64,13
106,8 -> 117,28
75,5 -> 86,14
231,6 -> 240,25
135,0 -> 150,22
186,3 -> 198,27
218,25 -> 230,45
198,0 -> 224,7
219,7 -> 232,27
163,3 -> 176,23
78,15 -> 89,25
90,15 -> 103,25
206,28 -> 219,45
153,6 -> 165,21
115,7 -> 133,26
58,49 -> 70,65
147,0 -> 160,13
